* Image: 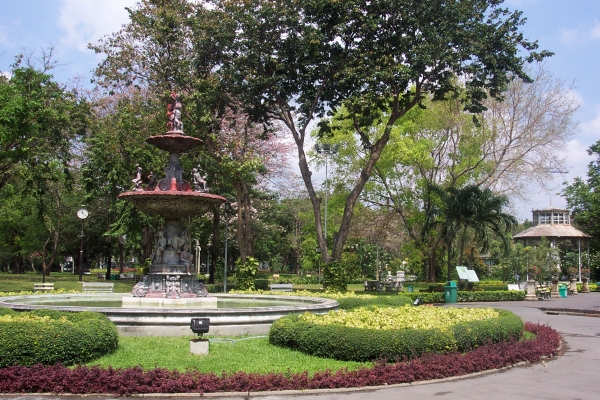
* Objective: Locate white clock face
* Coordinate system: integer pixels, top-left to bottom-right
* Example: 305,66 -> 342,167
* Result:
77,209 -> 88,219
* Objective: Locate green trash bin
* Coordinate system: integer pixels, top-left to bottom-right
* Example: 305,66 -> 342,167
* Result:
406,285 -> 414,293
444,281 -> 458,303
559,284 -> 567,298
110,274 -> 117,280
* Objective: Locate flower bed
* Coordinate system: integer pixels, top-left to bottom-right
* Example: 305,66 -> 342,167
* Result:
0,323 -> 559,396
270,308 -> 523,361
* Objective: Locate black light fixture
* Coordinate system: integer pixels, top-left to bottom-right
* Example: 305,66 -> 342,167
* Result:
191,318 -> 210,337
413,298 -> 423,306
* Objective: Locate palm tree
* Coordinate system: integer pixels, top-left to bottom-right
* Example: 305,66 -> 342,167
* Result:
434,184 -> 517,282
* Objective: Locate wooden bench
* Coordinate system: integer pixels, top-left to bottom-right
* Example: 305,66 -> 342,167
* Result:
119,273 -> 135,281
97,272 -> 106,280
82,282 -> 114,293
535,282 -> 551,300
33,283 -> 54,292
269,283 -> 293,292
364,280 -> 382,291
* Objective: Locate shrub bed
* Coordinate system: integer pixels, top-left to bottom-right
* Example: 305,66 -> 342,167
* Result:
0,308 -> 118,367
0,323 -> 559,396
269,308 -> 522,362
404,290 -> 525,303
336,294 -> 413,310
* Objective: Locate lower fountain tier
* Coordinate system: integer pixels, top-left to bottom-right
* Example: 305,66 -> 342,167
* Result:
132,274 -> 208,298
118,191 -> 227,219
122,296 -> 217,308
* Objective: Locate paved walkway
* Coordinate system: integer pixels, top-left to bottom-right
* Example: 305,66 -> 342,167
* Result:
2,293 -> 599,400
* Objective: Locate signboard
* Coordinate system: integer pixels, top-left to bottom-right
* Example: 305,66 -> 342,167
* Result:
456,266 -> 469,280
466,269 -> 479,282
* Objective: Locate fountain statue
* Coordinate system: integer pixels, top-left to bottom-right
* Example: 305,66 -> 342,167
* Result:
118,93 -> 226,304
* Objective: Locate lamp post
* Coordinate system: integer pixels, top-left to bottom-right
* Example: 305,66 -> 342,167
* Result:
315,246 -> 322,284
314,143 -> 339,255
76,206 -> 89,282
223,202 -> 233,293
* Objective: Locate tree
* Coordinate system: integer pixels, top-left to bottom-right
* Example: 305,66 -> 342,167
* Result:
327,63 -> 574,280
0,58 -> 89,274
218,0 -> 550,264
91,0 -> 294,265
433,184 -> 516,282
563,141 -> 600,252
0,62 -> 88,191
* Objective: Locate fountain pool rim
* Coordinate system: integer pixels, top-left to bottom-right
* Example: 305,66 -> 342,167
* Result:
0,293 -> 339,336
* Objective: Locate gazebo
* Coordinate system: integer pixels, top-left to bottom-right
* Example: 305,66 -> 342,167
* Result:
513,207 -> 591,281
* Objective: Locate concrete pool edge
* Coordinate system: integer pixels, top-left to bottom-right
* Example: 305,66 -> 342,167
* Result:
0,293 -> 339,336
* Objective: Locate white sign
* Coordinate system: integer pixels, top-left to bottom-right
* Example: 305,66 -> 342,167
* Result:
456,266 -> 469,280
466,269 -> 479,282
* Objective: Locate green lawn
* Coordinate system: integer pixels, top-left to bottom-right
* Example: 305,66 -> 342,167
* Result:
86,335 -> 369,374
0,272 -> 135,293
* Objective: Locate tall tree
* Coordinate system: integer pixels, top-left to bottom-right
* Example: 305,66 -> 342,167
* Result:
0,59 -> 89,273
328,64 -> 575,280
218,0 -> 550,263
563,141 -> 600,252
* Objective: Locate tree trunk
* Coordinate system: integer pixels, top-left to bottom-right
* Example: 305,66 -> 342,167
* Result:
118,235 -> 125,274
105,241 -> 112,280
235,180 -> 253,261
208,208 -> 220,284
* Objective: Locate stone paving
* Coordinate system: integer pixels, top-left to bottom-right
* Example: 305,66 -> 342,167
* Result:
2,293 -> 599,400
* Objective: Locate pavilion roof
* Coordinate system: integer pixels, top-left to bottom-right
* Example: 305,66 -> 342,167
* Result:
513,224 -> 591,240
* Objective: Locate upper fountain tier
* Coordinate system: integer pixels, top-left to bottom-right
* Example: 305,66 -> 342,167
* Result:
118,92 -> 227,220
146,133 -> 203,153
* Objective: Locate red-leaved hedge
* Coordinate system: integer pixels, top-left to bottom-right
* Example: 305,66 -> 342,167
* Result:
0,322 -> 560,396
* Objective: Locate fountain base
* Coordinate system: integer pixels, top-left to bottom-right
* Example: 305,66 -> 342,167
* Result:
122,296 -> 217,308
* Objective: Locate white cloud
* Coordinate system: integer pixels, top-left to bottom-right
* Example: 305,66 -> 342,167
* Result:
560,19 -> 600,44
565,88 -> 585,108
561,139 -> 592,180
580,104 -> 600,140
58,0 -> 137,52
560,28 -> 582,44
590,20 -> 600,39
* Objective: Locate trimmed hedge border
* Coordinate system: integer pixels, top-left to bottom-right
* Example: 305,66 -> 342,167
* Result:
336,295 -> 413,310
404,290 -> 526,303
0,323 -> 559,396
0,307 -> 118,367
269,309 -> 523,362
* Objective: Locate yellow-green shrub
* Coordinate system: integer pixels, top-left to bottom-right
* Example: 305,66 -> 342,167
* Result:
269,307 -> 523,362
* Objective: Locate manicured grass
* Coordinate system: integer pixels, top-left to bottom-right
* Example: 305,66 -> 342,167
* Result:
0,272 -> 135,293
86,335 -> 370,374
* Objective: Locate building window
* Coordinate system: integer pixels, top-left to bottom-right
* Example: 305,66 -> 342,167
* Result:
538,212 -> 551,224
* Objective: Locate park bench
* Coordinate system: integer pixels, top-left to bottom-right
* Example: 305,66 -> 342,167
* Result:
364,280 -> 383,291
535,282 -> 551,300
119,273 -> 135,281
33,283 -> 54,292
97,272 -> 105,280
82,282 -> 114,293
269,283 -> 293,292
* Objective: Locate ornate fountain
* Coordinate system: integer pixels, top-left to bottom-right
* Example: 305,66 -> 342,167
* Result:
119,93 -> 226,305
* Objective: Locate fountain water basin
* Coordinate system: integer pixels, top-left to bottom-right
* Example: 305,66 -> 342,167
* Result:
0,293 -> 339,336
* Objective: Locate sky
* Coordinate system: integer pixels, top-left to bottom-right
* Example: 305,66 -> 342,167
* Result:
1,0 -> 600,222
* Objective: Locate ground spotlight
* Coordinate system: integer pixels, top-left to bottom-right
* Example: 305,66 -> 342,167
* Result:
413,298 -> 423,306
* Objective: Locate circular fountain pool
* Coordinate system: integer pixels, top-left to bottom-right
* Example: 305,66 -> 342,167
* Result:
0,293 -> 338,336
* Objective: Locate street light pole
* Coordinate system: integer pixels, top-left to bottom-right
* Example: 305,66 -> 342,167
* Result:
223,202 -> 233,293
314,143 -> 339,256
76,207 -> 89,282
